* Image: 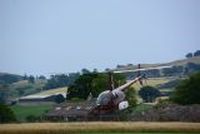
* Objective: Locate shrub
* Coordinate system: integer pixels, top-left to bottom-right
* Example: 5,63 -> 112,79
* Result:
26,115 -> 42,122
170,72 -> 200,105
0,103 -> 16,123
139,86 -> 161,102
125,87 -> 137,108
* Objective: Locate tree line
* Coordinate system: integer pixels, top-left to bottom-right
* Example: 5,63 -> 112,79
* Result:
185,50 -> 200,58
67,72 -> 126,100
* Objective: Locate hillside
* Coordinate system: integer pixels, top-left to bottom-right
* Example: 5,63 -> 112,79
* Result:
167,56 -> 200,66
114,56 -> 200,79
131,77 -> 173,91
20,87 -> 68,99
115,56 -> 200,71
1,56 -> 200,103
0,72 -> 23,84
9,79 -> 47,98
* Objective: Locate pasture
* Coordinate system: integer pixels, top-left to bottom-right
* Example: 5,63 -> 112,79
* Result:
0,122 -> 200,134
20,87 -> 68,99
11,104 -> 53,121
34,87 -> 68,96
131,77 -> 172,91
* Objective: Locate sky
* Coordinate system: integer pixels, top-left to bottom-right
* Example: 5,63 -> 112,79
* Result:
0,0 -> 199,76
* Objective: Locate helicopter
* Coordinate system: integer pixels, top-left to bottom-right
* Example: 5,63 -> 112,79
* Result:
89,64 -> 172,116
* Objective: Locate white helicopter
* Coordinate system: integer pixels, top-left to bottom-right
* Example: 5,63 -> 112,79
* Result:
90,64 -> 171,115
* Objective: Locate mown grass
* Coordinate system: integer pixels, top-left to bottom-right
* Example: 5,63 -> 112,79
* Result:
132,77 -> 171,91
11,104 -> 53,121
81,132 -> 199,134
0,122 -> 200,134
34,87 -> 68,96
132,104 -> 154,113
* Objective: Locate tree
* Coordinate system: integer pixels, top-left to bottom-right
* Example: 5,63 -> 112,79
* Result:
170,72 -> 200,105
0,84 -> 9,104
67,73 -> 126,100
162,66 -> 184,76
105,68 -> 111,72
23,74 -> 28,80
185,63 -> 200,74
125,87 -> 137,108
93,68 -> 98,73
28,75 -> 35,83
81,68 -> 90,74
38,75 -> 46,80
0,104 -> 16,123
26,115 -> 39,122
185,53 -> 193,58
139,86 -> 161,102
44,73 -> 80,90
0,73 -> 23,84
54,94 -> 65,103
67,73 -> 98,100
194,50 -> 200,57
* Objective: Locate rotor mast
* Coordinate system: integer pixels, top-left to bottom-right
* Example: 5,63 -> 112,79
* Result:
108,72 -> 115,91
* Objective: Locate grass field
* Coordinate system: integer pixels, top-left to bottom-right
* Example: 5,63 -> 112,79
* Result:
10,80 -> 47,97
0,122 -> 199,134
132,104 -> 154,113
11,104 -> 53,121
81,132 -> 199,134
132,77 -> 172,91
20,87 -> 68,99
34,87 -> 68,96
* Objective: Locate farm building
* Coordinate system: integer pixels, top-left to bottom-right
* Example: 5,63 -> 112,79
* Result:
18,87 -> 67,105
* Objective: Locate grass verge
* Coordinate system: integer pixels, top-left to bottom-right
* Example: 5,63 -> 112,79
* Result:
0,122 -> 200,134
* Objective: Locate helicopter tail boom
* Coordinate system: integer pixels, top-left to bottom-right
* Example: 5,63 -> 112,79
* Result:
114,76 -> 142,92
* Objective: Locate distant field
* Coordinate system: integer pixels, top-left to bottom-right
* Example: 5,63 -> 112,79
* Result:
132,77 -> 172,91
19,87 -> 68,100
35,87 -> 68,95
168,56 -> 200,66
9,79 -> 47,97
0,122 -> 200,134
117,56 -> 200,71
11,104 -> 53,121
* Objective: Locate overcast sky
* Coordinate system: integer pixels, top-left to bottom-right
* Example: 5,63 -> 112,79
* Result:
0,0 -> 199,76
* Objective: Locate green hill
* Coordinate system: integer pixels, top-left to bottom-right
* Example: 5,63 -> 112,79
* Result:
0,73 -> 23,84
115,56 -> 200,71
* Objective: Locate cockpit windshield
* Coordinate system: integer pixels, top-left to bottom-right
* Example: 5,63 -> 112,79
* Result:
96,90 -> 112,105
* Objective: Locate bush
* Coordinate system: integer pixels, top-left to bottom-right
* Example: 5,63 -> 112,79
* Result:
194,50 -> 200,57
26,115 -> 40,122
54,94 -> 65,103
68,73 -> 125,100
170,72 -> 200,105
0,103 -> 16,123
185,53 -> 193,58
139,86 -> 161,102
125,87 -> 137,108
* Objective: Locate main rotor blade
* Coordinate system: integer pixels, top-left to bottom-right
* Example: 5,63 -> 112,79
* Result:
112,65 -> 172,74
